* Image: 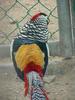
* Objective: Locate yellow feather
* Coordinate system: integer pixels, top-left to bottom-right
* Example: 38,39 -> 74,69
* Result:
15,44 -> 44,71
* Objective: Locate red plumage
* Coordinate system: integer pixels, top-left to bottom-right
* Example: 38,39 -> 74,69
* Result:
24,62 -> 43,96
31,13 -> 41,21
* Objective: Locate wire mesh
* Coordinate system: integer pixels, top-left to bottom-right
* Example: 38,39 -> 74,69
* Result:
0,0 -> 59,44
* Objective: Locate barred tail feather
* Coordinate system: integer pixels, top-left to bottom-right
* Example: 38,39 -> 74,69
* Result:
31,87 -> 47,100
27,71 -> 49,100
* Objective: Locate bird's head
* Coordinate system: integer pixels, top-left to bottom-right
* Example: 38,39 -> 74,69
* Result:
20,12 -> 49,42
31,12 -> 50,25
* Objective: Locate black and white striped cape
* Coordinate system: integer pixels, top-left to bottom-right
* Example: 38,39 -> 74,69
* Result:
19,14 -> 49,43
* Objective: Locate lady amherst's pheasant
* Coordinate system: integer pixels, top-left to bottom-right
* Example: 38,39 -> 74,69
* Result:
10,12 -> 49,100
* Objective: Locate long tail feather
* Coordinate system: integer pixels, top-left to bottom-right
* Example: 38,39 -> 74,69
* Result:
27,71 -> 49,100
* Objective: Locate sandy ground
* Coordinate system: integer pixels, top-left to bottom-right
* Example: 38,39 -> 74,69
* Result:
0,57 -> 75,100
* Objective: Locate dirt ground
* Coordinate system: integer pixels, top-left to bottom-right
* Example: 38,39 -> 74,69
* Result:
0,57 -> 75,100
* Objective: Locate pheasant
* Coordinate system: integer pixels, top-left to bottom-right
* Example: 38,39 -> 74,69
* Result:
10,12 -> 49,100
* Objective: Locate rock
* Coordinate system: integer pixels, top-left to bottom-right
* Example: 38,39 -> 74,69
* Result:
43,75 -> 56,84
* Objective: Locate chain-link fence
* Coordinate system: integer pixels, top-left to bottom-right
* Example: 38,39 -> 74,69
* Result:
0,0 -> 59,44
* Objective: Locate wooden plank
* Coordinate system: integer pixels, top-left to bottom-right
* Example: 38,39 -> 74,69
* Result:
57,0 -> 72,57
0,42 -> 61,58
0,45 -> 10,58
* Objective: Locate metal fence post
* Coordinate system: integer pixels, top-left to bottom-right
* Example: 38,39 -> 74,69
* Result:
70,0 -> 75,55
57,0 -> 72,57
